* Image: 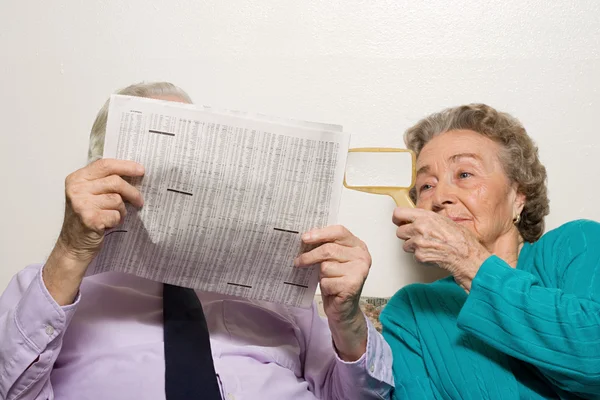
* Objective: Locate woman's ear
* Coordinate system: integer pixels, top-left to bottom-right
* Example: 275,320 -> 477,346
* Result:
513,190 -> 526,216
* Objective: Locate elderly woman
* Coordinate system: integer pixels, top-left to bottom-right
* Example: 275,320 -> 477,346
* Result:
380,104 -> 600,399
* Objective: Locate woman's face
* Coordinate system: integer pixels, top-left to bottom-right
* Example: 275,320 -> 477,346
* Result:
414,129 -> 525,248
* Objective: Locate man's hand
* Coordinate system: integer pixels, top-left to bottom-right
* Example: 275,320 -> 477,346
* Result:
294,225 -> 371,361
44,159 -> 145,306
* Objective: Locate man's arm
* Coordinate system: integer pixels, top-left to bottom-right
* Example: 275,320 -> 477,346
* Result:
0,264 -> 79,400
297,303 -> 393,400
0,159 -> 145,399
294,225 -> 395,398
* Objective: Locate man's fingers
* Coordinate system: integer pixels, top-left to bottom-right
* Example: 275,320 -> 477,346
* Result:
295,244 -> 364,267
83,159 -> 145,181
301,225 -> 362,247
320,273 -> 365,298
319,261 -> 345,278
319,277 -> 347,297
319,260 -> 369,279
90,176 -> 144,208
90,210 -> 122,232
96,193 -> 123,210
115,201 -> 127,224
102,210 -> 123,230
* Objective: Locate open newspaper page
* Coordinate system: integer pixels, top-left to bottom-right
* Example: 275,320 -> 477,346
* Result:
87,95 -> 350,308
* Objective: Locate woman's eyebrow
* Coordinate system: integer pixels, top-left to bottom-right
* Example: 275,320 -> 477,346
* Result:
417,153 -> 482,176
416,165 -> 430,176
449,153 -> 481,163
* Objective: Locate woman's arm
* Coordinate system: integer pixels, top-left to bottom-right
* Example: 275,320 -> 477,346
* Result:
380,290 -> 439,400
457,220 -> 600,398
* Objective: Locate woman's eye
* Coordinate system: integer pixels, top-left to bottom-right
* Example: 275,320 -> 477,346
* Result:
458,172 -> 472,179
419,184 -> 432,192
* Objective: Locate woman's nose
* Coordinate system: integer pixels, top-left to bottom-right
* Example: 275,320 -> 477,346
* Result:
431,181 -> 457,212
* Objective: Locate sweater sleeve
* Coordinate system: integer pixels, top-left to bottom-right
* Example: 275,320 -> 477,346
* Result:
380,289 -> 438,400
457,220 -> 600,398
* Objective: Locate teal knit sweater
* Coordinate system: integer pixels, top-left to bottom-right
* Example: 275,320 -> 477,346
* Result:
380,220 -> 600,399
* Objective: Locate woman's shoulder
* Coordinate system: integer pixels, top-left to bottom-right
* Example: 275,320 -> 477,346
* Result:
537,219 -> 600,253
542,218 -> 600,239
382,277 -> 464,317
528,219 -> 600,285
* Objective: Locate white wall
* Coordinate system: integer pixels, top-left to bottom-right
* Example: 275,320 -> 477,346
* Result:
1,0 -> 599,296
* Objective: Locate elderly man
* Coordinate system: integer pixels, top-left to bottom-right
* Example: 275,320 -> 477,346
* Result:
0,82 -> 393,400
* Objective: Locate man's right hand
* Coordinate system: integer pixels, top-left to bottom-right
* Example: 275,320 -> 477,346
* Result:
43,159 -> 145,306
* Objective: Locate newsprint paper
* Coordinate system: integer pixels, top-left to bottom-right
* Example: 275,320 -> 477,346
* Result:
86,95 -> 350,308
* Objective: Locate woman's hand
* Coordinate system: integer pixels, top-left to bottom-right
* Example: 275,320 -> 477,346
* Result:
294,225 -> 371,361
393,207 -> 491,293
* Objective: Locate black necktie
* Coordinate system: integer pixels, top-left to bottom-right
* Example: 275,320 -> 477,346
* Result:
163,284 -> 222,400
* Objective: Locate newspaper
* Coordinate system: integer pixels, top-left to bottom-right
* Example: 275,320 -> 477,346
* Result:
87,95 -> 350,308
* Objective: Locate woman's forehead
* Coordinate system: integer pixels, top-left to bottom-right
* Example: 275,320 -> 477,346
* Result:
420,130 -> 499,157
417,130 -> 502,168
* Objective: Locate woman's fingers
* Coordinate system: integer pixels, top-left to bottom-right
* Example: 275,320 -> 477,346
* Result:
402,237 -> 416,253
395,211 -> 453,242
396,224 -> 412,240
392,207 -> 429,226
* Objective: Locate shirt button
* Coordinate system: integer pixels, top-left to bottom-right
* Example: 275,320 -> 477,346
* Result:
227,394 -> 235,400
369,364 -> 375,373
45,325 -> 54,336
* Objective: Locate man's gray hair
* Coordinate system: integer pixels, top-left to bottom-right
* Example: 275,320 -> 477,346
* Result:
88,82 -> 192,162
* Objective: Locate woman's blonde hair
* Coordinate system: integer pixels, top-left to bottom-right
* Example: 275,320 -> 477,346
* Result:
404,103 -> 549,242
88,82 -> 192,162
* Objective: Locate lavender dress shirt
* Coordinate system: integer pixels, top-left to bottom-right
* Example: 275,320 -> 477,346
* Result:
0,264 -> 393,400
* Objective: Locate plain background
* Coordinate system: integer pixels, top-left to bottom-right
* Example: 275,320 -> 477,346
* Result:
1,1 -> 599,297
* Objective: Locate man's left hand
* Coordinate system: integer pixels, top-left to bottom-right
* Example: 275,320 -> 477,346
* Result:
294,225 -> 370,361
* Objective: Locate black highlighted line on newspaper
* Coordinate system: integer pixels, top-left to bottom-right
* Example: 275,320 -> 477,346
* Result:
149,129 -> 175,137
167,188 -> 193,196
283,281 -> 309,289
227,282 -> 252,289
105,230 -> 128,237
274,228 -> 299,234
